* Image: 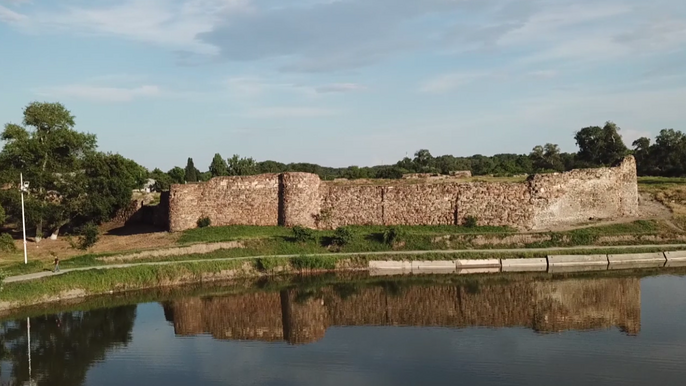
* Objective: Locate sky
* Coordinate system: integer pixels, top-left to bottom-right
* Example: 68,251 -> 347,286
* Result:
1,0 -> 685,171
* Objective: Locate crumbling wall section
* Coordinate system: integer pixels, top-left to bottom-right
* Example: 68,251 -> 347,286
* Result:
529,156 -> 639,230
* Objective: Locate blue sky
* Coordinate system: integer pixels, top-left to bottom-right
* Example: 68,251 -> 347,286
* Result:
1,0 -> 685,171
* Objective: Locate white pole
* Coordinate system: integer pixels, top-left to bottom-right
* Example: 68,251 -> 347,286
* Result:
27,317 -> 32,382
20,173 -> 28,265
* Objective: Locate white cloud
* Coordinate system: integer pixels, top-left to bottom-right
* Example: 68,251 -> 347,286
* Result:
37,84 -> 162,102
29,0 -> 250,54
0,5 -> 26,23
315,83 -> 366,93
242,106 -> 338,118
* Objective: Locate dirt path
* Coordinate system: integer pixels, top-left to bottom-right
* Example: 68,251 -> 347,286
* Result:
5,243 -> 685,284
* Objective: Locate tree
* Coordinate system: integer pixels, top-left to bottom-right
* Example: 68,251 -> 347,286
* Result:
651,129 -> 686,176
529,144 -> 564,172
149,168 -> 173,191
575,121 -> 628,167
227,154 -> 258,176
209,153 -> 229,177
0,102 -> 96,241
184,157 -> 198,182
632,137 -> 653,176
167,167 -> 186,184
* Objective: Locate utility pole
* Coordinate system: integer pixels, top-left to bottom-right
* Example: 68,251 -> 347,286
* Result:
20,173 -> 29,265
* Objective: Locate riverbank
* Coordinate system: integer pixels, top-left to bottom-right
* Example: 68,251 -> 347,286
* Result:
3,246 -> 686,314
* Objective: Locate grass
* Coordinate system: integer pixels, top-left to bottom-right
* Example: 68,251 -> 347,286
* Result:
1,219 -> 685,278
178,224 -> 515,244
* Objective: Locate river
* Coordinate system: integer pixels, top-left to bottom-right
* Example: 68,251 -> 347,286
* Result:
1,271 -> 685,385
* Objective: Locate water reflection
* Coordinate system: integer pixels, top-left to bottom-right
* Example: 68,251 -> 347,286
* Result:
0,306 -> 136,386
163,277 -> 641,345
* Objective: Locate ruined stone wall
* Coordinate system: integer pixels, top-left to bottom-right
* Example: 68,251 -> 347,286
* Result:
280,173 -> 321,228
318,184 -> 385,228
166,277 -> 641,345
529,156 -> 639,229
166,156 -> 638,231
457,183 -> 533,227
168,175 -> 280,232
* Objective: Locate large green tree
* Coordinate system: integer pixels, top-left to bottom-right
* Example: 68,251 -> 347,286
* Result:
227,154 -> 258,176
0,102 -> 146,240
574,121 -> 628,167
0,102 -> 96,241
209,153 -> 229,177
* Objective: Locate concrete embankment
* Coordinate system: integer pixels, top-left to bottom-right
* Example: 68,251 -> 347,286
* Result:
369,251 -> 682,276
664,251 -> 686,267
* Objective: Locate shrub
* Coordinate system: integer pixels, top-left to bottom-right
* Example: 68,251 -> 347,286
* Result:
0,270 -> 5,291
77,223 -> 100,251
0,233 -> 16,252
290,255 -> 337,270
255,257 -> 283,272
382,226 -> 405,245
197,216 -> 211,228
292,226 -> 316,243
463,216 -> 478,228
332,226 -> 354,246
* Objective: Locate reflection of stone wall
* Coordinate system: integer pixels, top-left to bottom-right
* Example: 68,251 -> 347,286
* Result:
165,277 -> 641,345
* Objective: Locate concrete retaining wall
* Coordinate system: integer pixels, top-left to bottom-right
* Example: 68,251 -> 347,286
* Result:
607,252 -> 666,269
368,250 -> 685,276
501,258 -> 548,272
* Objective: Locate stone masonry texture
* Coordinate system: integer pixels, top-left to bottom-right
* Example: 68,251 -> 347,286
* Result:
167,156 -> 639,232
163,277 -> 640,345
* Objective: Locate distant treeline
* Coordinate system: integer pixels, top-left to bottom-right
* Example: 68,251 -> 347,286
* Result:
151,122 -> 686,191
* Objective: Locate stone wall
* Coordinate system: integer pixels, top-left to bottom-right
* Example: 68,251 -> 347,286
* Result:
167,156 -> 639,232
169,174 -> 280,231
529,156 -> 639,229
164,277 -> 641,345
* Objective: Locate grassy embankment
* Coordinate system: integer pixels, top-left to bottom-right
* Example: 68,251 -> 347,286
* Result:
1,219 -> 684,278
2,217 -> 686,276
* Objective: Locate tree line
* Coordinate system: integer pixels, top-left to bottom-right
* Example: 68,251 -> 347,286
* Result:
155,121 -> 686,190
1,101 -> 684,242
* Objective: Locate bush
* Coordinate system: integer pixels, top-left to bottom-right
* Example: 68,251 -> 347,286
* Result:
382,226 -> 405,245
292,226 -> 316,243
0,270 -> 5,291
0,233 -> 16,252
197,216 -> 211,228
290,255 -> 337,270
463,216 -> 478,228
77,223 -> 100,250
255,257 -> 283,272
332,226 -> 354,246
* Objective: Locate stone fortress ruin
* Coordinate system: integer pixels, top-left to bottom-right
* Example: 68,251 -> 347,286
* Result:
166,156 -> 639,232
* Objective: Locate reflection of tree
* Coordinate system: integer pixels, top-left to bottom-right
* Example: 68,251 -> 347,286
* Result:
0,305 -> 137,386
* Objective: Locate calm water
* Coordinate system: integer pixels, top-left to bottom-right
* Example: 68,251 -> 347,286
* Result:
1,272 -> 686,386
